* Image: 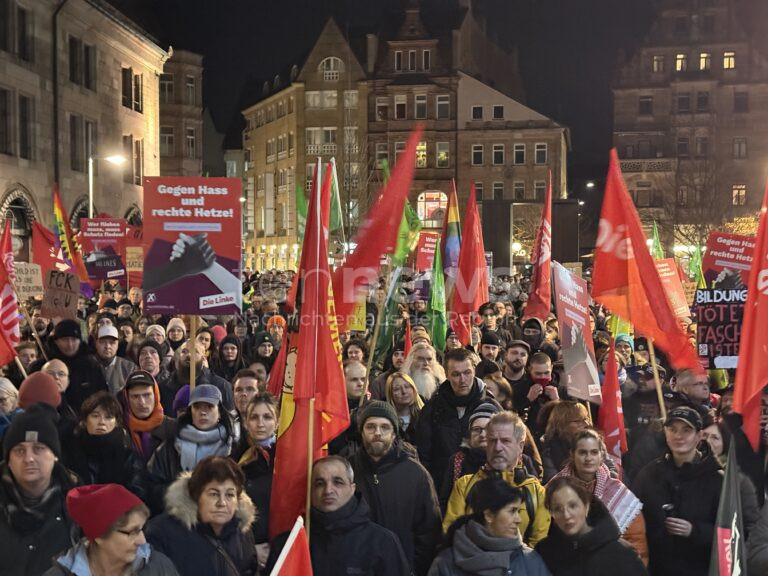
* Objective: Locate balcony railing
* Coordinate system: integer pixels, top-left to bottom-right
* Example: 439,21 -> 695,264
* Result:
620,158 -> 676,173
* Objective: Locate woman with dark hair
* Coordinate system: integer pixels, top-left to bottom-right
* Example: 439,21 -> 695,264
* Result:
211,335 -> 248,382
146,456 -> 258,576
343,337 -> 369,363
195,327 -> 216,360
45,484 -> 178,576
539,401 -> 590,482
61,391 -> 149,500
147,385 -> 234,513
429,477 -> 551,575
536,477 -> 648,576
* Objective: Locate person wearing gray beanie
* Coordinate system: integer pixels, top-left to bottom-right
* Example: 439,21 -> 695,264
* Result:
357,400 -> 399,435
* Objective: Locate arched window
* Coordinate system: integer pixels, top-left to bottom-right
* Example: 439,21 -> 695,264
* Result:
417,191 -> 447,228
0,186 -> 38,261
70,196 -> 89,231
125,204 -> 143,228
318,57 -> 344,81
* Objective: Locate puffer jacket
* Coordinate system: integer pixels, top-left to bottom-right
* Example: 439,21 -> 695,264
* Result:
44,540 -> 179,576
145,472 -> 258,576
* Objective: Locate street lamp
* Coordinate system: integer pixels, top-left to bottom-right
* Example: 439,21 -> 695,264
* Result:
511,241 -> 522,271
88,154 -> 126,218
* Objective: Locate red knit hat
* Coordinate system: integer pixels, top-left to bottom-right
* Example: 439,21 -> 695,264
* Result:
210,325 -> 227,344
67,484 -> 144,540
18,372 -> 61,409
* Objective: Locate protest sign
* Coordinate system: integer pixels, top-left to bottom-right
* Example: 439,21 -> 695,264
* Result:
15,262 -> 43,300
655,258 -> 690,320
81,218 -> 126,280
142,177 -> 242,315
553,261 -> 601,404
41,270 -> 79,319
695,288 -> 745,369
125,224 -> 143,288
702,231 -> 755,287
415,232 -> 439,272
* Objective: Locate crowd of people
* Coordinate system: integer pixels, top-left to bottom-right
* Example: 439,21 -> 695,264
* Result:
0,268 -> 767,576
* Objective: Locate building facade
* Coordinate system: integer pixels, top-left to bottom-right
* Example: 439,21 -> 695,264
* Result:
613,0 -> 768,248
0,0 -> 168,260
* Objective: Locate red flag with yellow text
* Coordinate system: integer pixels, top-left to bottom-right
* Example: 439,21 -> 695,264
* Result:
524,171 -> 553,321
592,150 -> 701,372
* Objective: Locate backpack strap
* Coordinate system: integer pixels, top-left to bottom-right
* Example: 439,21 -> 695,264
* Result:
522,485 -> 536,544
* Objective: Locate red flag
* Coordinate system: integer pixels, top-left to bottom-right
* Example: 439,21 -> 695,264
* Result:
403,320 -> 412,357
270,516 -> 313,575
32,221 -> 68,276
592,150 -> 701,372
524,171 -> 553,321
597,339 -> 627,474
450,184 -> 489,345
733,184 -> 768,450
332,126 -> 423,330
0,221 -> 19,366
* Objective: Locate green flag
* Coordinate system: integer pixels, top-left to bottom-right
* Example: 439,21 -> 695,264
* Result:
296,184 -> 308,240
651,220 -> 665,260
373,267 -> 404,368
329,158 -> 345,234
427,244 -> 447,352
392,202 -> 422,266
690,245 -> 706,289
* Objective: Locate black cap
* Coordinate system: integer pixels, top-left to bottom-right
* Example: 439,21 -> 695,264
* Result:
480,331 -> 502,347
3,403 -> 61,460
53,319 -> 81,341
664,406 -> 703,431
505,339 -> 531,353
124,370 -> 156,390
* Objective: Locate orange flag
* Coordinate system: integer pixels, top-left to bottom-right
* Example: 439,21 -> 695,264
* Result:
733,184 -> 768,450
524,171 -> 553,321
592,149 -> 701,372
450,183 -> 489,345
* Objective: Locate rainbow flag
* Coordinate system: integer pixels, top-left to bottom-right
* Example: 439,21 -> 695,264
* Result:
52,184 -> 92,296
441,179 -> 462,305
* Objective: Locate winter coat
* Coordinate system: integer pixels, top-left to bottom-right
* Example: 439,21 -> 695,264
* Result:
439,445 -> 487,511
443,465 -> 550,547
266,493 -> 411,576
97,355 -> 137,395
540,435 -> 571,483
428,519 -> 551,576
415,378 -> 492,488
61,426 -> 149,501
351,441 -> 443,576
210,335 -> 248,382
0,462 -> 79,576
30,342 -> 107,409
43,540 -> 179,576
536,498 -> 647,576
239,445 -> 273,544
162,369 -> 234,414
145,472 -> 258,576
632,450 -> 723,576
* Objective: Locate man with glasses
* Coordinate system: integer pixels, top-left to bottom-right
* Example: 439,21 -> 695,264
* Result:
350,400 -> 441,576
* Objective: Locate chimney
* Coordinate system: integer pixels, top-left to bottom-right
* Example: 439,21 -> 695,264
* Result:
366,34 -> 378,74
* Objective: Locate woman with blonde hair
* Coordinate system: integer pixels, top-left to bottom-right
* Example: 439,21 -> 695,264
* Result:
0,377 -> 21,439
539,400 -> 590,482
385,371 -> 424,443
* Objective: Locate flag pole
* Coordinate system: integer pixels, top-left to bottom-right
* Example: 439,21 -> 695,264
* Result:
13,356 -> 27,380
9,281 -> 49,362
189,315 -> 198,390
362,259 -> 393,407
647,337 -> 667,420
305,396 -> 315,541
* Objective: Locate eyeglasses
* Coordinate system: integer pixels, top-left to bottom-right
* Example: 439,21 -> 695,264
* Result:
0,396 -> 12,405
470,426 -> 487,435
116,526 -> 145,539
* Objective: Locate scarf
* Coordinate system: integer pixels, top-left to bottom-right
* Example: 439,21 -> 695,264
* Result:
238,445 -> 271,467
439,379 -> 484,408
124,382 -> 166,461
452,520 -> 524,575
552,463 -> 642,533
175,424 -> 231,471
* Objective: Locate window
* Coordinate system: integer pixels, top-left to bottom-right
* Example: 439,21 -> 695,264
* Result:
69,114 -> 83,171
677,186 -> 688,206
16,5 -> 30,62
132,138 -> 143,185
376,97 -> 389,121
160,126 -> 174,156
288,97 -> 294,113
121,68 -> 142,111
133,73 -> 143,112
638,140 -> 654,158
185,127 -> 195,159
395,51 -> 402,71
319,57 -> 343,81
492,144 -> 504,165
375,143 -> 388,168
18,94 -> 31,159
305,127 -> 321,147
322,127 -> 336,145
83,44 -> 95,90
638,96 -> 653,115
423,49 -> 430,71
408,50 -> 416,71
288,132 -> 294,153
395,95 -> 406,119
534,143 -> 547,164
277,101 -> 285,117
69,37 -> 82,84
696,91 -> 709,112
122,135 -> 133,183
344,126 -> 357,153
343,90 -> 358,109
471,105 -> 483,120
492,182 -> 504,200
513,143 -> 525,164
723,51 -> 735,70
695,136 -> 709,157
267,107 -> 274,122
733,137 -> 747,159
471,144 -> 483,166
652,55 -> 665,73
436,142 -> 449,168
699,52 -> 711,71
493,105 -> 504,120
416,141 -> 427,168
677,93 -> 690,113
674,16 -> 688,36
634,182 -> 661,207
394,141 -> 405,164
474,182 -> 483,200
676,137 -> 689,157
436,95 -> 450,119
513,181 -> 525,200
0,89 -> 13,154
415,94 -> 427,119
320,90 -> 337,108
734,91 -> 749,113
535,180 -> 547,201
675,53 -> 688,72
732,184 -> 746,206
160,74 -> 173,104
181,75 -> 194,105
304,91 -> 319,108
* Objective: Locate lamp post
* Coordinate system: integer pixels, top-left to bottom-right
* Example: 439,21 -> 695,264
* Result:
88,154 -> 126,218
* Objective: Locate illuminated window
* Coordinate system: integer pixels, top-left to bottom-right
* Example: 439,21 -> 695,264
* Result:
723,51 -> 735,69
436,142 -> 449,168
319,57 -> 343,81
675,53 -> 688,72
415,141 -> 427,168
699,53 -> 711,70
731,184 -> 746,206
417,191 -> 448,227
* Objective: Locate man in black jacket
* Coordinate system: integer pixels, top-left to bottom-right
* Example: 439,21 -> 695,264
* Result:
267,455 -> 410,576
352,400 -> 442,576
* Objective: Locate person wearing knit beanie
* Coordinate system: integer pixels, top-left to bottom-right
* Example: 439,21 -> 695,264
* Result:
66,484 -> 145,540
3,402 -> 62,460
357,400 -> 399,434
145,324 -> 166,343
468,400 -> 501,429
18,371 -> 62,409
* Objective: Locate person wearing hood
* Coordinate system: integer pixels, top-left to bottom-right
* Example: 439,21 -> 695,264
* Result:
536,476 -> 648,576
265,456 -> 411,576
44,484 -> 178,576
122,370 -> 177,464
520,318 -> 559,364
632,406 -> 723,576
429,477 -> 551,576
351,400 -> 442,576
146,456 -> 258,576
144,324 -> 174,367
416,347 -> 494,489
211,334 -> 248,383
165,317 -> 187,353
249,331 -> 276,373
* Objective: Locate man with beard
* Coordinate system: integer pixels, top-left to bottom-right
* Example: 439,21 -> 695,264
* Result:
350,401 -> 441,576
402,342 -> 445,400
29,306 -> 52,341
503,340 -> 530,389
164,340 -> 234,414
520,317 -> 559,363
478,330 -> 502,363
